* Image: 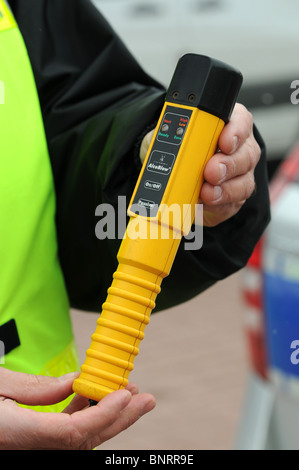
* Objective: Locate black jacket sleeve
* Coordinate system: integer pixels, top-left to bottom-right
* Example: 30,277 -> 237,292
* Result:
9,0 -> 270,312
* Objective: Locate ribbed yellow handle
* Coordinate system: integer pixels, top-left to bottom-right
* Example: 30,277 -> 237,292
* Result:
73,262 -> 163,402
73,105 -> 225,402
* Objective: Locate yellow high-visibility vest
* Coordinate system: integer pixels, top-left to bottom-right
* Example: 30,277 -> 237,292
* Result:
0,0 -> 79,412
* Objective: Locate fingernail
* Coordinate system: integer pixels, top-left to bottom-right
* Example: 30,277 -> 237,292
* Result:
230,136 -> 239,154
219,163 -> 227,182
213,186 -> 222,201
59,371 -> 79,382
119,390 -> 132,408
142,398 -> 156,415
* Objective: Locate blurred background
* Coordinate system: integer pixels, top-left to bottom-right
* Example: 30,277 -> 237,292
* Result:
71,0 -> 299,449
93,0 -> 299,175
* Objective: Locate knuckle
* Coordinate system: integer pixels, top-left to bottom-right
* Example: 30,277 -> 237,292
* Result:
241,106 -> 254,138
226,155 -> 238,178
222,173 -> 255,204
247,143 -> 256,170
235,102 -> 247,115
231,104 -> 254,146
245,173 -> 256,199
236,199 -> 246,210
247,139 -> 260,170
23,374 -> 41,394
221,182 -> 234,203
230,200 -> 245,216
59,423 -> 86,450
247,110 -> 254,127
204,200 -> 245,226
254,139 -> 262,161
245,114 -> 254,139
235,103 -> 253,131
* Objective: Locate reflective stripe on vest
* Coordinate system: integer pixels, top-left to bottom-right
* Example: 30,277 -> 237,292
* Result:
0,0 -> 79,412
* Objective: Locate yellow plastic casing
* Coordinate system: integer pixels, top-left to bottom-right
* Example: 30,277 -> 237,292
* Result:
72,101 -> 224,402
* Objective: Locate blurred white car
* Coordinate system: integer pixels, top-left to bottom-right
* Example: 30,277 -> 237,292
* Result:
92,0 -> 299,171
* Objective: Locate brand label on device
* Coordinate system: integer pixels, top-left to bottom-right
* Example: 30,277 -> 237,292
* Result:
130,105 -> 192,217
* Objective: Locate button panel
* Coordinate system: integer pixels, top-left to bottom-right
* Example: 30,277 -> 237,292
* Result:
130,105 -> 193,217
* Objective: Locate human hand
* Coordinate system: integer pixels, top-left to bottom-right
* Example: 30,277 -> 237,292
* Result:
200,103 -> 260,227
0,369 -> 156,450
140,103 -> 260,227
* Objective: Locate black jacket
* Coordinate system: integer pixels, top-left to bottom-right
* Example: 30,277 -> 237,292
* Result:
8,0 -> 270,312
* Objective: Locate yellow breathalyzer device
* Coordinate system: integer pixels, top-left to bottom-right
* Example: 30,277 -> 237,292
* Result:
73,54 -> 242,402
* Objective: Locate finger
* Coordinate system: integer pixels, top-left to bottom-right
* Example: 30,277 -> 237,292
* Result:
92,392 -> 156,446
202,201 -> 245,227
201,171 -> 256,206
204,135 -> 261,186
125,382 -> 139,395
0,368 -> 79,406
62,393 -> 90,414
3,388 -> 133,450
140,129 -> 155,163
218,103 -> 253,155
0,396 -> 19,408
63,390 -> 155,450
63,382 -> 140,414
0,385 -> 155,450
65,389 -> 135,450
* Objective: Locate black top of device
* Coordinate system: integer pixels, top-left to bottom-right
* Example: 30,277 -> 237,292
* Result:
165,53 -> 243,123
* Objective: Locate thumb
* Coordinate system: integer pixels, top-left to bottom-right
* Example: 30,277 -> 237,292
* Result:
140,129 -> 155,164
0,368 -> 78,406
